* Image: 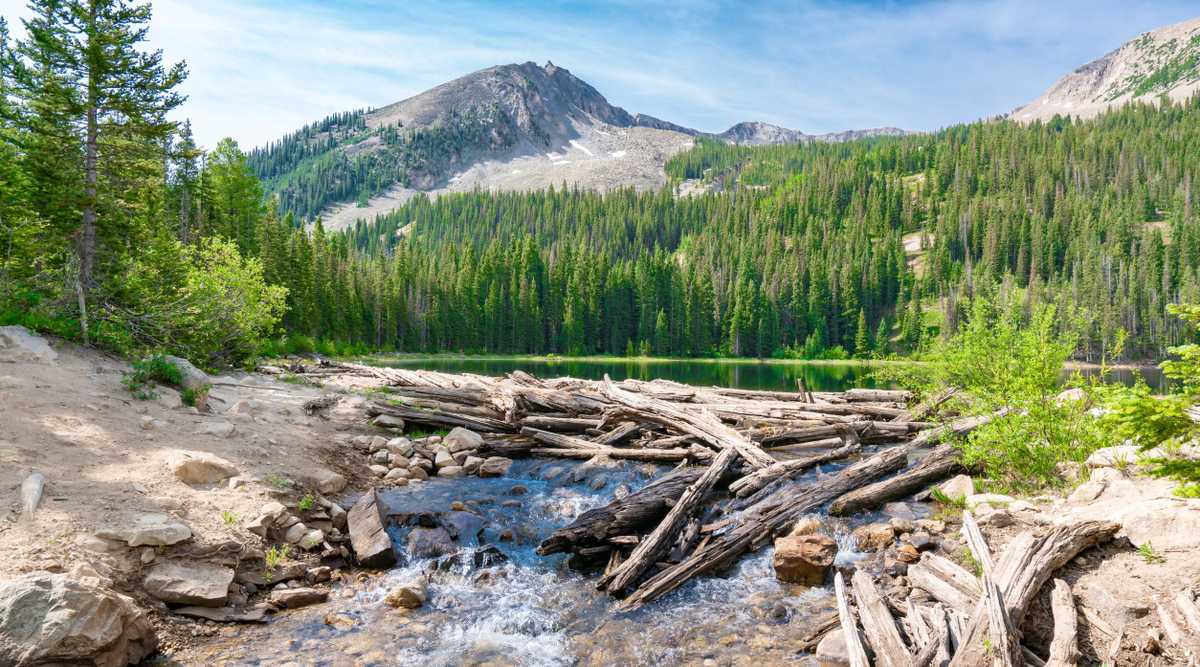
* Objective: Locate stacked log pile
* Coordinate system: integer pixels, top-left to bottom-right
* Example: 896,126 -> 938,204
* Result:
276,360 -> 986,605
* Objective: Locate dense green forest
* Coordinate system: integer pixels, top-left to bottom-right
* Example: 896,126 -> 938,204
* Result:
2,0 -> 1199,365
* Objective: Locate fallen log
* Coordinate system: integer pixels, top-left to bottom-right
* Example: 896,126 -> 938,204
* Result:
835,572 -> 871,667
829,442 -> 965,515
729,439 -> 861,498
892,386 -> 958,423
850,569 -> 913,667
366,400 -> 516,433
618,446 -> 908,611
962,512 -> 1021,667
1044,579 -> 1078,667
601,447 -> 740,595
536,467 -> 708,556
908,552 -> 982,615
947,520 -> 1120,667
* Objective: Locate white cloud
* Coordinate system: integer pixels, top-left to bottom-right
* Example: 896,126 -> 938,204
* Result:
4,0 -> 1198,148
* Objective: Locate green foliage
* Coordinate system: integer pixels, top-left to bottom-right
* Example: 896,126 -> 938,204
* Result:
1100,303 -> 1200,490
297,494 -> 315,512
885,297 -> 1106,493
122,354 -> 184,399
929,487 -> 967,509
220,510 -> 239,526
264,544 -> 290,571
1137,541 -> 1166,564
264,474 -> 291,490
180,384 -> 210,408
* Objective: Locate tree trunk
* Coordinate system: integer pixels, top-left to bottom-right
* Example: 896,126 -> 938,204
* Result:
78,100 -> 98,344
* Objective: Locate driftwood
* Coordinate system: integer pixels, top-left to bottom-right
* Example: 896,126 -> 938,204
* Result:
850,569 -> 912,667
961,512 -> 1021,667
1044,579 -> 1078,667
728,438 -> 861,497
829,441 -> 965,515
909,552 -> 983,615
618,447 -> 908,611
836,572 -> 872,667
537,467 -> 707,556
947,521 -> 1120,667
366,400 -> 516,432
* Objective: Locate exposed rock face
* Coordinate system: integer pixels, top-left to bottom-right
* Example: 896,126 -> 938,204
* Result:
0,570 -> 156,667
1011,17 -> 1200,123
142,561 -> 234,607
0,325 -> 58,363
95,514 -> 192,547
167,449 -> 239,485
772,533 -> 838,585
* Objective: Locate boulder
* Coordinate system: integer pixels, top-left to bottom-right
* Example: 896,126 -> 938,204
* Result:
408,466 -> 429,481
306,469 -> 347,495
1086,445 -> 1146,469
0,325 -> 58,363
462,456 -> 484,474
384,468 -> 410,483
161,355 -> 209,390
268,587 -> 328,609
478,456 -> 513,478
372,414 -> 406,431
329,503 -> 348,531
347,489 -> 396,569
881,502 -> 916,520
369,464 -> 389,477
433,450 -> 455,469
297,529 -> 325,551
389,455 -> 412,470
815,628 -> 850,667
368,436 -> 389,452
938,474 -> 975,501
167,449 -> 238,484
443,427 -> 483,453
1069,480 -> 1107,503
386,437 -> 414,458
283,522 -> 308,544
850,523 -> 896,552
0,569 -> 155,666
142,561 -> 234,607
406,526 -> 456,558
437,466 -> 465,479
95,514 -> 192,547
772,533 -> 837,585
384,578 -> 427,609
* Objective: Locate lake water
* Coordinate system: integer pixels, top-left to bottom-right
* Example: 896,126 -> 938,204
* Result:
369,357 -> 1165,392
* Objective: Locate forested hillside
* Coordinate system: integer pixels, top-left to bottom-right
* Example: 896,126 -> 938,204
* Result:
2,0 -> 1198,365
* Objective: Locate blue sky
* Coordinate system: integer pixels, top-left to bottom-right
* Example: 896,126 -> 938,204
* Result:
7,0 -> 1199,149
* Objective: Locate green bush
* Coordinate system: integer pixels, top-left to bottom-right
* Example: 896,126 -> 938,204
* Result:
122,354 -> 185,399
284,334 -> 316,355
1099,303 -> 1200,495
880,297 -> 1106,493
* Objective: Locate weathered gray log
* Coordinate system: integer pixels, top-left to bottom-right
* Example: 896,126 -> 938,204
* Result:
366,400 -> 515,433
600,375 -> 776,469
729,439 -> 861,497
520,427 -> 603,451
908,553 -> 982,615
1044,579 -> 1078,667
592,421 -> 650,446
829,441 -> 964,515
850,569 -> 913,667
962,512 -> 1021,667
906,410 -> 1006,450
948,521 -> 1120,667
529,446 -> 695,463
843,388 -> 913,403
536,467 -> 708,556
347,489 -> 395,569
892,386 -> 958,423
601,447 -> 740,595
618,447 -> 908,611
835,572 -> 871,667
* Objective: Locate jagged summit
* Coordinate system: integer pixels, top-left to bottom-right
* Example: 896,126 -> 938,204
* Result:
1011,16 -> 1200,122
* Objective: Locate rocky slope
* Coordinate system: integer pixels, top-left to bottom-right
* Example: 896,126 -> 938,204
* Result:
1011,16 -> 1200,122
256,61 -> 908,230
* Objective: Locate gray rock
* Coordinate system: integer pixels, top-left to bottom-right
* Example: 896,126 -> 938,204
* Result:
306,469 -> 347,495
1069,480 -> 1107,503
167,449 -> 238,484
143,561 -> 234,607
283,522 -> 309,544
0,568 -> 155,666
348,489 -> 396,569
368,435 -> 389,452
384,468 -> 410,483
384,578 -> 427,609
478,456 -> 513,478
0,325 -> 58,363
372,414 -> 406,431
389,455 -> 412,470
938,474 -> 975,501
369,464 -> 389,477
95,514 -> 192,547
815,628 -> 850,666
406,526 -> 455,558
161,355 -> 209,390
443,427 -> 483,453
386,437 -> 414,458
408,466 -> 429,481
437,466 -> 465,478
173,605 -> 268,623
269,587 -> 328,609
329,502 -> 348,531
193,421 -> 236,438
298,528 -> 325,550
462,456 -> 484,474
371,450 -> 391,465
434,450 -> 455,469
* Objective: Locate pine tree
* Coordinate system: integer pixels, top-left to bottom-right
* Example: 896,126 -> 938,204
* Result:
15,0 -> 186,341
853,308 -> 870,358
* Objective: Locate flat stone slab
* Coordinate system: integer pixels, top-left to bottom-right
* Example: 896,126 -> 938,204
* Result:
347,488 -> 396,569
143,560 -> 234,607
95,513 -> 192,547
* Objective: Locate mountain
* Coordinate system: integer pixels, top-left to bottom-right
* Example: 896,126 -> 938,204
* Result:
248,61 -> 907,229
1011,16 -> 1200,123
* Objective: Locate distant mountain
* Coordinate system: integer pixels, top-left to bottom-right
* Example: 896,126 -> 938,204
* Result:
248,61 -> 908,229
1011,16 -> 1200,123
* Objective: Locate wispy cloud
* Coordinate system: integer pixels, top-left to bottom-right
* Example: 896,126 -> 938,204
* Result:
5,0 -> 1197,148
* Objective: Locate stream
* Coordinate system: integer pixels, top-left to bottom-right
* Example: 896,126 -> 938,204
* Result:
182,454 -> 921,666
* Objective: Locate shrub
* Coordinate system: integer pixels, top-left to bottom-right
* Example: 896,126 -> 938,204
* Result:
122,354 -> 185,399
